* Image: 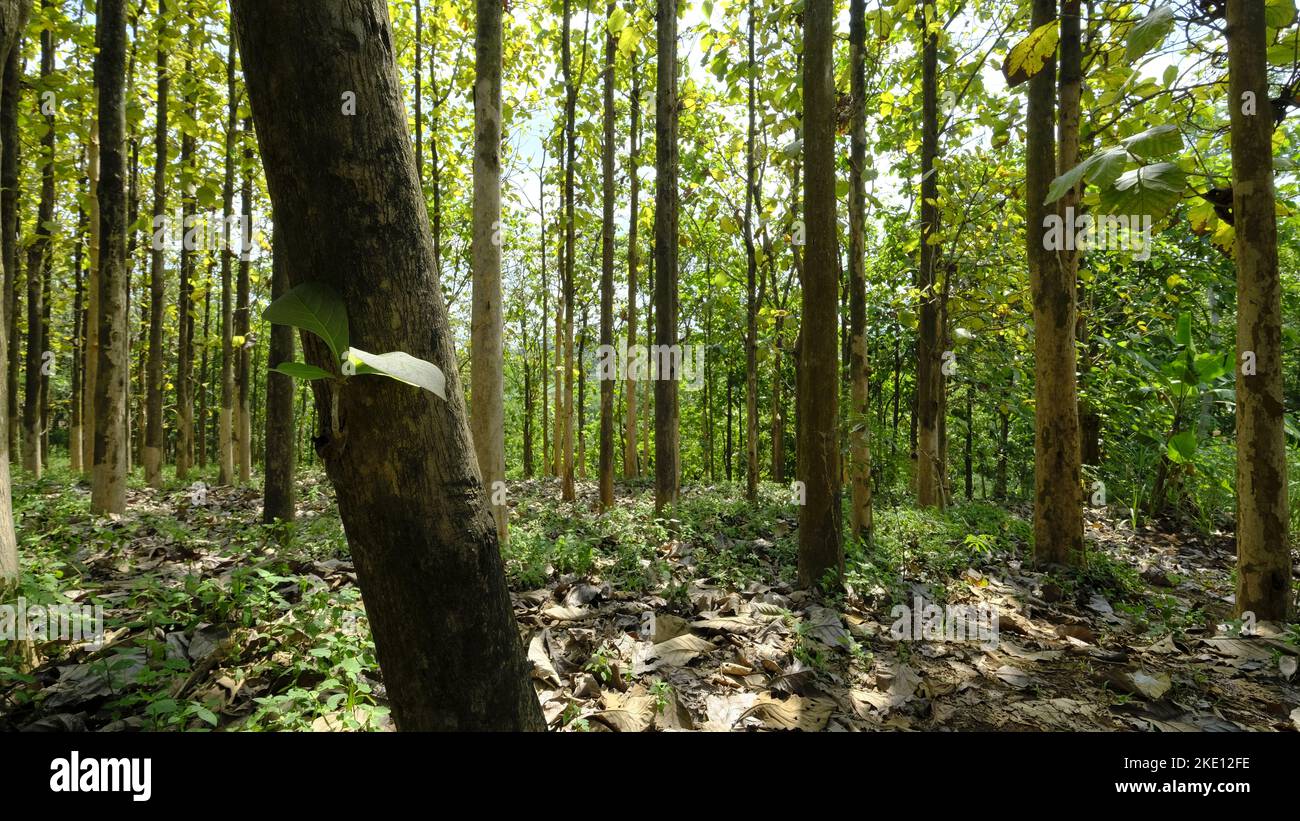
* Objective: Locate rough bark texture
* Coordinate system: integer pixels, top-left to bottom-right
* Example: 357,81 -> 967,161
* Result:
91,0 -> 130,515
560,0 -> 577,503
263,225 -> 294,525
232,0 -> 545,731
797,0 -> 843,588
1028,0 -> 1084,566
653,0 -> 680,512
470,0 -> 507,543
598,0 -> 615,511
1227,0 -> 1291,621
0,0 -> 29,592
144,0 -> 168,488
848,0 -> 873,541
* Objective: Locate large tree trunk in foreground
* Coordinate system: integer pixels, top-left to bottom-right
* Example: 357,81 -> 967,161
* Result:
1227,0 -> 1291,621
1027,0 -> 1083,566
232,0 -> 545,731
470,0 -> 507,543
797,0 -> 843,588
91,0 -> 130,515
263,226 -> 294,525
653,0 -> 680,512
0,0 -> 30,592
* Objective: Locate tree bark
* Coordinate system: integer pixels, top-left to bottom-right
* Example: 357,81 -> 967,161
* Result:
0,0 -> 29,593
217,36 -> 235,485
743,0 -> 759,503
263,225 -> 294,525
22,8 -> 53,477
1028,0 -> 1084,566
797,0 -> 843,588
470,0 -> 507,543
848,0 -> 873,540
144,0 -> 168,488
235,116 -> 254,484
653,0 -> 679,512
232,0 -> 545,731
91,0 -> 130,515
915,5 -> 943,509
1227,0 -> 1291,621
174,26 -> 196,480
623,59 -> 639,479
597,0 -> 615,511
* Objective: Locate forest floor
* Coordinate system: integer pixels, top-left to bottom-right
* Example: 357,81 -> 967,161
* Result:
2,461 -> 1298,732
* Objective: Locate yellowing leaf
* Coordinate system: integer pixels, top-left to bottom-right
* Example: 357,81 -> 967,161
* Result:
1002,21 -> 1059,88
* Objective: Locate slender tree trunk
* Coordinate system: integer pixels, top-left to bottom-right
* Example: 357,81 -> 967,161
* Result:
1227,0 -> 1291,621
83,88 -> 100,476
174,34 -> 196,480
70,193 -> 85,473
235,116 -> 253,484
653,0 -> 679,512
91,0 -> 129,515
560,0 -> 578,502
470,0 -> 507,543
144,0 -> 168,488
198,258 -> 210,469
798,0 -> 843,588
742,0 -> 759,503
1028,0 -> 1083,566
597,0 -> 615,511
263,225 -> 294,524
233,0 -> 545,731
22,10 -> 53,476
848,0 -> 873,540
623,60 -> 639,479
915,6 -> 943,509
217,38 -> 235,485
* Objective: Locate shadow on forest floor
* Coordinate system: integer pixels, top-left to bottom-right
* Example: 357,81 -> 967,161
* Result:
2,464 -> 1298,732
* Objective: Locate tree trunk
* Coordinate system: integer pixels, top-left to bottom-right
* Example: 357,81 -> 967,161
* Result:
470,0 -> 507,543
653,0 -> 679,512
232,0 -> 545,731
1227,0 -> 1291,621
91,0 -> 129,515
174,30 -> 196,480
235,116 -> 254,484
597,0 -> 615,511
1028,0 -> 1084,566
83,89 -> 100,476
560,0 -> 578,503
623,59 -> 639,480
0,0 -> 29,593
217,37 -> 235,485
144,0 -> 168,488
263,225 -> 294,525
797,0 -> 843,588
1,33 -> 18,461
847,0 -> 873,540
743,0 -> 759,503
915,6 -> 943,509
22,10 -> 53,476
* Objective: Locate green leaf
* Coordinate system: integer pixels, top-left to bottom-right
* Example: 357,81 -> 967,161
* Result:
1175,312 -> 1192,347
1002,21 -> 1059,88
1126,5 -> 1175,62
1101,162 -> 1186,220
1266,0 -> 1297,28
346,347 -> 447,400
263,282 -> 350,362
1166,430 -> 1198,464
1121,124 -> 1182,162
1193,352 -> 1229,384
271,361 -> 334,381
